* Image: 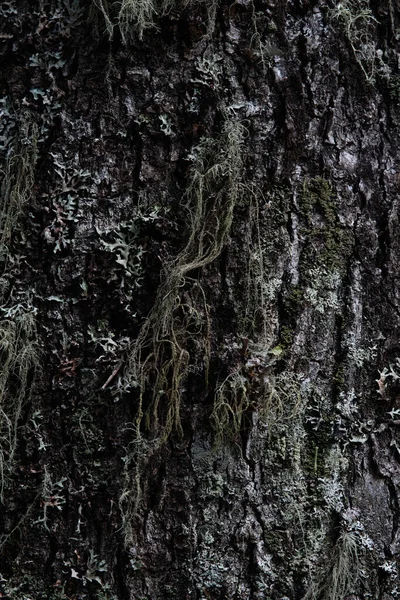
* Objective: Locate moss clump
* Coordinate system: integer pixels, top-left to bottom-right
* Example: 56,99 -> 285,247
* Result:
277,286 -> 304,351
299,177 -> 333,224
279,324 -> 294,351
333,365 -> 345,390
299,177 -> 354,274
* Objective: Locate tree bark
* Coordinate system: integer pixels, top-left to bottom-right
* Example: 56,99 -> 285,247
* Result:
1,1 -> 400,599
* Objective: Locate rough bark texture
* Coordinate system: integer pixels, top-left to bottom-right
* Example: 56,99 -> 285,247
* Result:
1,1 -> 400,599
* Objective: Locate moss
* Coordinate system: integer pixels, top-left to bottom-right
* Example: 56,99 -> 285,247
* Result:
321,227 -> 354,273
288,286 -> 304,306
277,286 -> 304,351
299,177 -> 332,224
279,325 -> 294,350
299,178 -> 354,275
333,365 -> 345,390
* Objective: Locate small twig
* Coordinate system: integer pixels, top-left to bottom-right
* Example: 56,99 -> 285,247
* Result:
102,362 -> 123,389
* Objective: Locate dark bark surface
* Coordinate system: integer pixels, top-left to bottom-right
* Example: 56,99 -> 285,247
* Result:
1,1 -> 400,599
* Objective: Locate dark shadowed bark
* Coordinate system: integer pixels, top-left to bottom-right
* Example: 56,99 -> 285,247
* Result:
1,1 -> 400,599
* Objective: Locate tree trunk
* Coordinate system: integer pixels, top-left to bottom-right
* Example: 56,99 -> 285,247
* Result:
1,1 -> 400,599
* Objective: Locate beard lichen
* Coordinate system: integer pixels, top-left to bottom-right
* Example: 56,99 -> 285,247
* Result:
119,118 -> 245,536
91,0 -> 218,41
125,118 -> 245,444
0,119 -> 38,263
304,525 -> 362,600
0,117 -> 39,501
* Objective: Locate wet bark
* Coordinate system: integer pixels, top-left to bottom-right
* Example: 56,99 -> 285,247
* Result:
1,1 -> 400,599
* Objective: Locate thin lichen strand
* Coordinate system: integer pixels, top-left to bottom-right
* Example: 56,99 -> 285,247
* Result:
241,193 -> 269,341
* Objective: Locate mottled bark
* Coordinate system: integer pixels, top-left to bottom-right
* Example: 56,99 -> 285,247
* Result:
1,1 -> 400,599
